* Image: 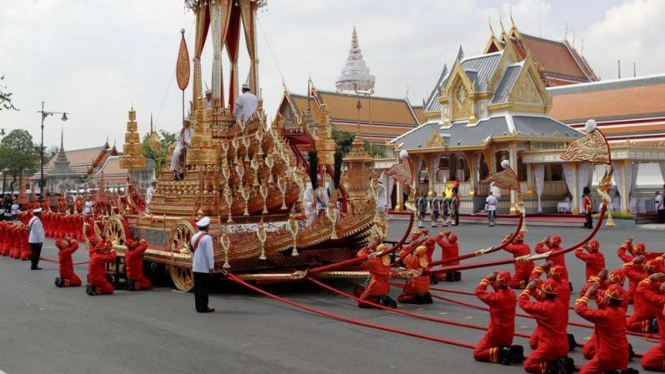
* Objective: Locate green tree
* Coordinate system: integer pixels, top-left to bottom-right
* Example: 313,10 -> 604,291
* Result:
142,130 -> 175,174
331,127 -> 385,187
0,75 -> 18,111
0,130 -> 37,191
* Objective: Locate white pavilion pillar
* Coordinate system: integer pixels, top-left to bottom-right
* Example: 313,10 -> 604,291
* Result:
571,163 -> 580,214
509,143 -> 518,214
620,160 -> 630,213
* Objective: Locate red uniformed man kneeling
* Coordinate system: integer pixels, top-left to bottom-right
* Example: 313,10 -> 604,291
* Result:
474,271 -> 523,365
519,279 -> 574,374
125,238 -> 152,291
358,244 -> 396,309
397,245 -> 433,304
575,283 -> 633,374
55,237 -> 82,287
86,240 -> 117,296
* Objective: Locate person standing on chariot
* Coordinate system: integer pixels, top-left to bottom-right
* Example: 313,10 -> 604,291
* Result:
125,238 -> 152,291
145,179 -> 157,213
474,271 -> 522,366
501,232 -> 534,289
397,245 -> 433,304
170,117 -> 193,181
191,217 -> 215,313
233,83 -> 258,122
55,237 -> 82,288
86,240 -> 117,296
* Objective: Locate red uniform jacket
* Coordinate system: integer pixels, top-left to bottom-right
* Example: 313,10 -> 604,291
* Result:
617,243 -> 658,263
623,262 -> 647,301
88,251 -> 117,285
400,247 -> 429,294
575,249 -> 606,281
575,299 -> 629,371
583,195 -> 593,213
634,278 -> 665,321
436,237 -> 459,266
536,242 -> 568,279
57,240 -> 79,279
518,293 -> 569,357
503,243 -> 534,280
364,257 -> 390,296
125,241 -> 149,282
475,281 -> 516,341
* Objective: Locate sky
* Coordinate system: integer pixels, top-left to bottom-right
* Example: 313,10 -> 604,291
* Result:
1,0 -> 664,151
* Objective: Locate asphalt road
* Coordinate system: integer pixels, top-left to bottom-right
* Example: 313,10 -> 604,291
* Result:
0,222 -> 662,374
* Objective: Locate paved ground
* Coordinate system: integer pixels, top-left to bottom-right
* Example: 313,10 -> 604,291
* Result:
0,222 -> 662,374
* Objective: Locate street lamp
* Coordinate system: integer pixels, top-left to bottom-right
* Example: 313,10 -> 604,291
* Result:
37,101 -> 69,195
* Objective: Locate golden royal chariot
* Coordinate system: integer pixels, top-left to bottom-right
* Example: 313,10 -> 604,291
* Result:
92,0 -> 386,292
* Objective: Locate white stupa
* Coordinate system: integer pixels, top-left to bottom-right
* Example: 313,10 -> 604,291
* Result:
335,27 -> 375,93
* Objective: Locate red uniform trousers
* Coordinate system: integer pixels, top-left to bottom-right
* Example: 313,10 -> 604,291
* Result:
626,273 -> 659,332
473,281 -> 516,362
88,252 -> 117,295
57,240 -> 82,287
125,242 -> 152,290
576,298 -> 629,373
575,249 -> 605,281
503,243 -> 533,289
641,303 -> 665,371
519,293 -> 569,373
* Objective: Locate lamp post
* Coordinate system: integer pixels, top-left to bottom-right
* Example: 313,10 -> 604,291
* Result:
37,101 -> 68,195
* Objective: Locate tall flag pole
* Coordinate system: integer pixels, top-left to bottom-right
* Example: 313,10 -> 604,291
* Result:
176,29 -> 191,122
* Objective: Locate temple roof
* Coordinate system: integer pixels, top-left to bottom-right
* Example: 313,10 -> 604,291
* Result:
549,74 -> 665,141
31,142 -> 119,180
89,156 -> 127,185
389,115 -> 580,151
460,51 -> 503,91
491,63 -> 522,103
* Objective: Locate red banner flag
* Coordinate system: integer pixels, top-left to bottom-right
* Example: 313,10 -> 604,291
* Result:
176,29 -> 190,91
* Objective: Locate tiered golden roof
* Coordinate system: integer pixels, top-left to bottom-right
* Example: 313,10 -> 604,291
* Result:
119,107 -> 147,170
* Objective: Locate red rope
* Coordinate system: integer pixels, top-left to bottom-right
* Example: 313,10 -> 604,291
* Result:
39,256 -> 89,266
309,212 -> 414,275
429,214 -> 525,268
226,273 -> 474,349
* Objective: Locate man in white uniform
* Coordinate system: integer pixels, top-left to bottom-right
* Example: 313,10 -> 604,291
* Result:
376,179 -> 386,213
655,190 -> 664,223
303,184 -> 316,227
28,208 -> 45,270
485,191 -> 498,227
145,179 -> 157,213
84,196 -> 94,214
191,216 -> 215,313
233,84 -> 258,122
170,118 -> 193,181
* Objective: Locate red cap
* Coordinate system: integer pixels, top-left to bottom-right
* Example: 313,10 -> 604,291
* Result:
605,284 -> 626,301
644,260 -> 662,274
448,233 -> 458,244
635,243 -> 646,254
496,271 -> 512,287
551,235 -> 561,246
549,265 -> 565,281
609,269 -> 625,285
542,279 -> 559,295
587,240 -> 600,252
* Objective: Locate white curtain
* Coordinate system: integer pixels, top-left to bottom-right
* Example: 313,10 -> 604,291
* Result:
629,162 -> 639,213
562,163 -> 575,198
534,164 -> 545,213
613,162 -> 624,213
577,163 -> 594,211
660,161 -> 665,184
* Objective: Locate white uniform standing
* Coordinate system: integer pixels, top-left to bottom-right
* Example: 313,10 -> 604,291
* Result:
170,125 -> 193,173
233,86 -> 258,122
485,193 -> 498,227
28,209 -> 45,270
191,216 -> 215,313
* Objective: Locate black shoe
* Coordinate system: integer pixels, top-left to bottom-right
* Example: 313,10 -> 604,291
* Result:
126,281 -> 136,291
422,292 -> 433,304
651,319 -> 659,333
378,295 -> 397,309
498,347 -> 511,365
445,271 -> 455,282
509,345 -> 524,364
628,343 -> 636,361
55,277 -> 63,288
31,266 -> 43,270
454,271 -> 462,282
198,308 -> 215,313
85,284 -> 95,296
569,282 -> 574,293
430,274 -> 439,285
567,333 -> 577,351
547,357 -> 573,374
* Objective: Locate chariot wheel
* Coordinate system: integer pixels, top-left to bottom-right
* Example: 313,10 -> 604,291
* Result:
104,215 -> 128,246
168,220 -> 195,292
